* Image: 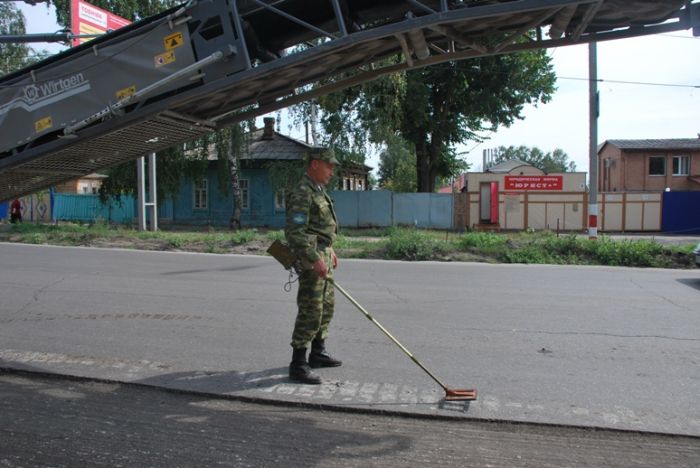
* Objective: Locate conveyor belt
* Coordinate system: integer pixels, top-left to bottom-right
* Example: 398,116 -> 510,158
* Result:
0,0 -> 697,201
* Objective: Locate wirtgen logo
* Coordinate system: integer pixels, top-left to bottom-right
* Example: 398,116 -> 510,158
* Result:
0,73 -> 91,116
23,73 -> 88,104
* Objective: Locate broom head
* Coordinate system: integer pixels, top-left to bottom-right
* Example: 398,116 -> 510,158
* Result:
445,388 -> 478,401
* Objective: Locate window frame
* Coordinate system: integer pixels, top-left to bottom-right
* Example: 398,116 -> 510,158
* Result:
672,155 -> 689,176
193,178 -> 208,210
239,178 -> 250,210
648,156 -> 666,176
274,189 -> 285,212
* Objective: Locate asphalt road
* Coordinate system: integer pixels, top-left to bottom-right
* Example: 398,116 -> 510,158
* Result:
1,371 -> 699,467
1,242 -> 699,438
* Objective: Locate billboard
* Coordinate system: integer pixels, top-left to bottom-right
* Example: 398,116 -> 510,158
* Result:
504,175 -> 563,191
70,0 -> 131,46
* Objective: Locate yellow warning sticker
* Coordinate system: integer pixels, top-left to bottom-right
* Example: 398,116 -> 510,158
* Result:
35,116 -> 53,133
164,32 -> 184,50
116,85 -> 136,101
154,50 -> 175,68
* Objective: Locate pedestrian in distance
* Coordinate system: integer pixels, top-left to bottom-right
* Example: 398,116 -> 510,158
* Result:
285,147 -> 342,384
10,198 -> 22,224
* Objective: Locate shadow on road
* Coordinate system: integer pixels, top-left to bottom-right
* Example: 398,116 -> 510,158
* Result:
677,278 -> 700,291
136,366 -> 292,394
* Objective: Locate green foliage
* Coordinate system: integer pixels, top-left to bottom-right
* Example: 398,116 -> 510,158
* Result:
98,143 -> 209,204
378,134 -> 417,191
0,3 -> 49,75
385,228 -> 445,261
588,238 -> 663,267
309,48 -> 555,192
494,145 -> 577,172
2,224 -> 693,268
457,232 -> 508,252
265,230 -> 286,241
230,229 -> 257,244
266,160 -> 306,193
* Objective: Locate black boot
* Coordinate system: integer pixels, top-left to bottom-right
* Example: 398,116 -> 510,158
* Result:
289,348 -> 322,384
309,339 -> 342,368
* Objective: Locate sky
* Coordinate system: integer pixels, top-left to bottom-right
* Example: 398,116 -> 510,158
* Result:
17,2 -> 700,176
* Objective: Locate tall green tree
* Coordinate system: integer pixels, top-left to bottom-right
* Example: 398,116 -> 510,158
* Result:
377,134 -> 416,192
0,3 -> 49,75
494,145 -> 577,173
315,49 -> 556,192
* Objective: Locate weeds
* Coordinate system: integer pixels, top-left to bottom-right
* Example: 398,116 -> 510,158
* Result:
1,223 -> 694,268
231,229 -> 257,244
385,228 -> 446,261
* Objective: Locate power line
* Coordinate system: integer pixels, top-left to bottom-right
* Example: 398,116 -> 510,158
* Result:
557,76 -> 699,89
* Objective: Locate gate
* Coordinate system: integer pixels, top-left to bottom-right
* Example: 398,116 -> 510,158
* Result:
662,192 -> 700,234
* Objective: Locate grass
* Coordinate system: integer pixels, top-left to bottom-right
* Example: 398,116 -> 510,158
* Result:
0,222 -> 695,268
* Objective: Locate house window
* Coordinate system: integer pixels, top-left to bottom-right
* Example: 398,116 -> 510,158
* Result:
648,156 -> 665,176
672,156 -> 689,176
193,179 -> 208,209
239,179 -> 249,210
275,190 -> 285,211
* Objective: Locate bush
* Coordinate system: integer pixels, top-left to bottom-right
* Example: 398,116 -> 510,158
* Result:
230,229 -> 257,244
265,230 -> 285,241
166,234 -> 184,249
385,228 -> 445,260
590,238 -> 662,267
500,245 -> 550,264
456,232 -> 508,252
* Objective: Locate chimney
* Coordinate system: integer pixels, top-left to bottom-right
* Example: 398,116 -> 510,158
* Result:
262,117 -> 275,140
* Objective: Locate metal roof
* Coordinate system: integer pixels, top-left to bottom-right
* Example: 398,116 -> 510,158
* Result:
204,128 -> 312,161
603,139 -> 700,151
241,129 -> 313,161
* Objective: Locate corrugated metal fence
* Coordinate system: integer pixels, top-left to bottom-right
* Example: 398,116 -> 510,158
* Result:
331,191 -> 453,229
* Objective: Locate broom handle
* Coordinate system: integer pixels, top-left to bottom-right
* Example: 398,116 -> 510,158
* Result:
329,279 -> 448,391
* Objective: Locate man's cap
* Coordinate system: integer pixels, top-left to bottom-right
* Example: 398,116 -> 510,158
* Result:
306,147 -> 339,165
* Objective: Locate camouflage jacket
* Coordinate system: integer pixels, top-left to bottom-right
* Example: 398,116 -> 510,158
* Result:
285,174 -> 337,267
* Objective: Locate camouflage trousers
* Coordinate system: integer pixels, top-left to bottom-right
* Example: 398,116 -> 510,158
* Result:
290,247 -> 334,349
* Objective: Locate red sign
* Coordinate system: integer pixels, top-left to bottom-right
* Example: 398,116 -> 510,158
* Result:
71,0 -> 131,46
504,175 -> 563,191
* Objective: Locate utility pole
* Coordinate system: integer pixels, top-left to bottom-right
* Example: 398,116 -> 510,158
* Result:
137,153 -> 158,231
588,41 -> 599,239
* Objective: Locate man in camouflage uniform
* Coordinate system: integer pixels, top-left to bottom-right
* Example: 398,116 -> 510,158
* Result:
285,147 -> 342,384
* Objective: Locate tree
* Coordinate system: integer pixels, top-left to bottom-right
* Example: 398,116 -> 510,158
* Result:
0,3 -> 49,75
494,145 -> 577,173
313,48 -> 556,192
378,134 -> 416,192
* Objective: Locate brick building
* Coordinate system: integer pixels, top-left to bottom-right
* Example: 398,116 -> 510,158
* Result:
598,138 -> 700,192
